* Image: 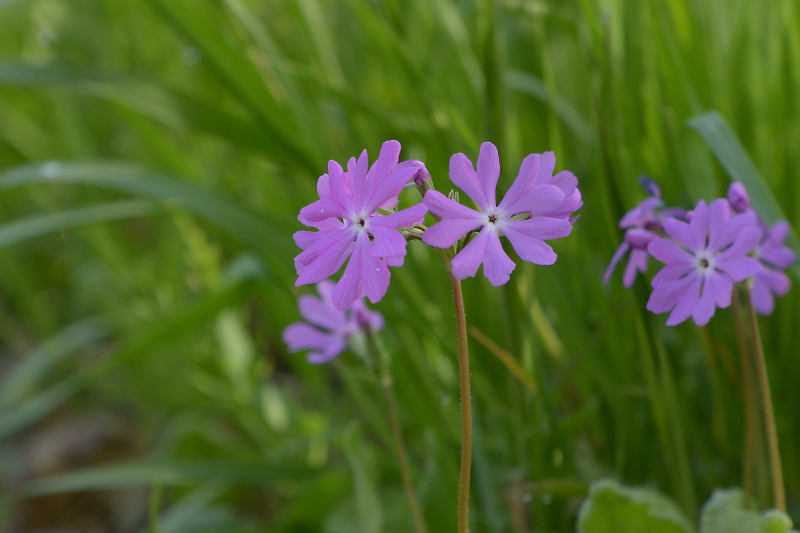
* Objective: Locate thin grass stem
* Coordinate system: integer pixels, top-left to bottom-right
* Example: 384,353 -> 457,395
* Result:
746,290 -> 785,512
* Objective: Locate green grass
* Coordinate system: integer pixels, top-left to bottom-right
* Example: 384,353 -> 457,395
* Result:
0,0 -> 798,531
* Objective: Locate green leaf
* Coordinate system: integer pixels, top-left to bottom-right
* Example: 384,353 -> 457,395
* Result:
699,489 -> 796,533
0,200 -> 160,250
0,161 -> 290,259
688,111 -> 800,279
577,479 -> 694,533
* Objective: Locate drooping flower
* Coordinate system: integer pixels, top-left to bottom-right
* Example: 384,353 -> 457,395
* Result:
646,199 -> 762,326
294,140 -> 428,310
283,281 -> 384,364
422,142 -> 577,285
604,177 -> 687,287
751,220 -> 795,315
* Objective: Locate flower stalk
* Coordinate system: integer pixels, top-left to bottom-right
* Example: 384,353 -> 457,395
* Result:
449,272 -> 472,533
746,290 -> 785,512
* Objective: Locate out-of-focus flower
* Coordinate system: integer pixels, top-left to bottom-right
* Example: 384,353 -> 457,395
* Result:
646,199 -> 761,326
283,281 -> 383,364
294,140 -> 428,310
752,221 -> 795,315
422,142 -> 576,285
604,177 -> 684,287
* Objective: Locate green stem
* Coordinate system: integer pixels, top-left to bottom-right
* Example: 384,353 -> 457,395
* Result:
732,290 -> 757,505
746,291 -> 785,512
370,334 -> 428,533
449,273 -> 472,533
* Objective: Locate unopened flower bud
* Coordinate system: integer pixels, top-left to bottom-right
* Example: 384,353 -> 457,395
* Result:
727,182 -> 750,213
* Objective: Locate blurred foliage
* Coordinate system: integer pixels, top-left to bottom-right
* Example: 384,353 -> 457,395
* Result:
0,0 -> 798,531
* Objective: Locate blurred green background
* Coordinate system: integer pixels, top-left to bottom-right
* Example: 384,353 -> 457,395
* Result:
0,0 -> 798,531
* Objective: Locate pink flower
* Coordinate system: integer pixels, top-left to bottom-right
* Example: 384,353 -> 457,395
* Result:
422,142 -> 577,285
751,221 -> 795,315
646,199 -> 762,326
283,281 -> 383,364
294,140 -> 428,310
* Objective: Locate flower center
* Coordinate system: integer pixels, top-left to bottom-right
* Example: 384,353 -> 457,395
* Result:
488,214 -> 497,224
358,218 -> 365,227
699,258 -> 709,268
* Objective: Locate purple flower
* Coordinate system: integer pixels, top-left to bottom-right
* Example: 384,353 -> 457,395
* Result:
294,140 -> 428,310
283,281 -> 384,364
752,221 -> 795,315
646,199 -> 762,326
604,177 -> 686,287
422,142 -> 576,285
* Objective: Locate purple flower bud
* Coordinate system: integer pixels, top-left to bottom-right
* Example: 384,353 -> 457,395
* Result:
638,176 -> 661,198
727,182 -> 750,213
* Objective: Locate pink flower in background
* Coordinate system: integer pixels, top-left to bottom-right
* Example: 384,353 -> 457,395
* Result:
422,142 -> 576,286
646,199 -> 762,326
294,140 -> 427,310
752,221 -> 795,315
604,177 -> 687,287
283,281 -> 383,364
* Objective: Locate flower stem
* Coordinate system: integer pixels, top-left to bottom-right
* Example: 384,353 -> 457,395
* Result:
732,290 -> 757,505
746,291 -> 785,512
369,334 -> 428,533
449,273 -> 472,533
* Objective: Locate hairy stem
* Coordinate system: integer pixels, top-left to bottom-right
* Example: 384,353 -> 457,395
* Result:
449,273 -> 472,533
746,291 -> 785,512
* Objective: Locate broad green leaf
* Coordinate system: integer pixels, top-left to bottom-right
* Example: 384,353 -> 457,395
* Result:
688,111 -> 800,279
0,161 -> 289,259
577,479 -> 694,533
699,489 -> 796,533
0,200 -> 160,250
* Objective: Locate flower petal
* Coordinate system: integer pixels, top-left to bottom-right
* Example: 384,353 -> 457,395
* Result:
666,276 -> 701,326
298,294 -> 345,331
476,142 -> 500,208
450,152 -> 490,211
333,233 -> 390,309
604,242 -> 630,284
295,229 -> 355,286
498,184 -> 564,216
717,227 -> 762,262
716,257 -> 761,282
306,339 -> 347,364
647,238 -> 693,265
424,190 -> 484,219
283,323 -> 334,352
688,200 -> 710,249
369,225 -> 408,258
371,203 -> 428,228
692,277 -> 716,326
651,263 -> 693,287
482,229 -> 516,285
662,218 -> 696,250
706,198 -> 731,251
750,277 -> 775,316
501,220 -> 559,265
451,228 -> 490,280
708,272 -> 732,308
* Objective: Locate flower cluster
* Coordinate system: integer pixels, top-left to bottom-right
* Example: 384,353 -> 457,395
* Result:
283,281 -> 383,364
292,140 -> 580,313
606,181 -> 795,325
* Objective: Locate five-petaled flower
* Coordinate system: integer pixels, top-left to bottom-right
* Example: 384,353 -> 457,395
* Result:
294,140 -> 428,310
422,142 -> 579,286
646,199 -> 762,326
283,281 -> 383,364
